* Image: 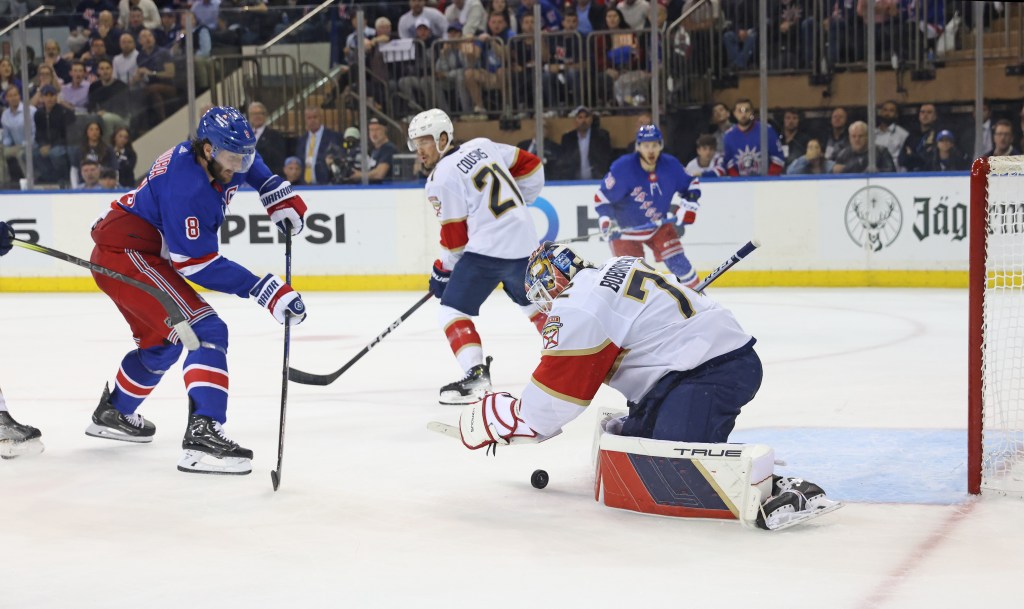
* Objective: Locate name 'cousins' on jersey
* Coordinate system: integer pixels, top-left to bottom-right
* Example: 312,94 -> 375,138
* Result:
409,109 -> 547,405
593,124 -> 702,287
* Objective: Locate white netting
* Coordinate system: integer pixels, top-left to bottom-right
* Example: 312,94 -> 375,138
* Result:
981,155 -> 1024,497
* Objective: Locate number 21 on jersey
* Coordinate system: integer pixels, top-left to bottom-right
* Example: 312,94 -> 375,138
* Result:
473,162 -> 524,219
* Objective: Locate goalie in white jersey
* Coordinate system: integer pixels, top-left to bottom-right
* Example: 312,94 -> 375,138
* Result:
451,242 -> 841,530
408,109 -> 548,405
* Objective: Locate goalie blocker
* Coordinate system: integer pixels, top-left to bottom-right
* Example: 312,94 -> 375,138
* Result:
592,410 -> 842,530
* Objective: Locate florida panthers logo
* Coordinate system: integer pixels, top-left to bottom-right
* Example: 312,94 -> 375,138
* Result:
428,195 -> 442,217
541,316 -> 563,349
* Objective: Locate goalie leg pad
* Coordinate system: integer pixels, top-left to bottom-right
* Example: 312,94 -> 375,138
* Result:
593,408 -> 773,524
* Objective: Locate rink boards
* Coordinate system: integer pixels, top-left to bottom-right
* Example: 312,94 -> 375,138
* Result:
0,172 -> 971,291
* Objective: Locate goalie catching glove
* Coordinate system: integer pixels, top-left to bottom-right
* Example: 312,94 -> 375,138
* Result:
459,392 -> 539,450
250,274 -> 307,325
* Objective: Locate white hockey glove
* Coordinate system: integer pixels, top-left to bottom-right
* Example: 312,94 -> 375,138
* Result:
459,392 -> 538,450
598,216 -> 619,241
250,274 -> 307,325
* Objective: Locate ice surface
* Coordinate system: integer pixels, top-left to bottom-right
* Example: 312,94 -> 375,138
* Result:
1,288 -> 1020,608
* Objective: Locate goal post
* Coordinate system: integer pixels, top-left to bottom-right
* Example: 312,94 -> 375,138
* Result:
968,155 -> 1024,498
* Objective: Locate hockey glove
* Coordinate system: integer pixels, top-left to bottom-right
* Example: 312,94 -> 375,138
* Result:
598,216 -> 619,241
250,274 -> 307,325
459,392 -> 538,450
261,178 -> 307,236
0,221 -> 13,256
429,259 -> 451,299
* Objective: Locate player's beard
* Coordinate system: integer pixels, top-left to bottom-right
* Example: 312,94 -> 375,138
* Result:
208,157 -> 235,184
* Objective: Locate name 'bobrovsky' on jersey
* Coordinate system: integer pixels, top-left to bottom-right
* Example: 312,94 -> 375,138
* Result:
426,137 -> 543,269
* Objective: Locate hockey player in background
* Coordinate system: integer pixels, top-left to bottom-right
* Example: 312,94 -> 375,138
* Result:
722,98 -> 785,177
0,221 -> 44,459
451,242 -> 841,530
594,124 -> 702,288
407,108 -> 546,405
87,107 -> 308,475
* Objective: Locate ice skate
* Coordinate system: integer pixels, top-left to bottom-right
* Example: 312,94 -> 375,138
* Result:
439,356 -> 492,405
177,413 -> 253,475
756,476 -> 843,531
0,411 -> 44,459
85,383 -> 155,443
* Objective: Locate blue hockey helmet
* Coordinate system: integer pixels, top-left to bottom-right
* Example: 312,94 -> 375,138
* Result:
636,124 -> 663,145
196,106 -> 257,173
525,242 -> 592,313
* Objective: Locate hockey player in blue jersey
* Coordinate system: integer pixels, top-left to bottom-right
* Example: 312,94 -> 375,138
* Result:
593,124 -> 702,288
87,106 -> 308,475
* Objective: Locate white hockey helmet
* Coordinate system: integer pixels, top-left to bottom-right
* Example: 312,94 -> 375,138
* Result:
407,109 -> 454,154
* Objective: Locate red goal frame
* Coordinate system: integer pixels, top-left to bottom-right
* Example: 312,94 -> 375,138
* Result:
967,156 -> 988,495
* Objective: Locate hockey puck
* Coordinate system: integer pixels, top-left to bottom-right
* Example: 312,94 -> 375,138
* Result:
531,469 -> 549,489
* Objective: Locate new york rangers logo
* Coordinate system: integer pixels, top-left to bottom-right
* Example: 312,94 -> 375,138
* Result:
541,316 -> 562,349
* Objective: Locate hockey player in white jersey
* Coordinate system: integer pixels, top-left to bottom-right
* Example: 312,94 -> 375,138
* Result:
408,109 -> 547,405
448,242 -> 841,530
0,222 -> 44,459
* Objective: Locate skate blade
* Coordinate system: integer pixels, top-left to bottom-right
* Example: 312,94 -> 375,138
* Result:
177,449 -> 252,475
438,391 -> 486,406
765,500 -> 844,531
0,438 -> 45,459
85,423 -> 153,443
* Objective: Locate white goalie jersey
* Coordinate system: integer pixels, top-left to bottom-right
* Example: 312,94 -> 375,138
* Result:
519,256 -> 754,436
426,138 -> 543,269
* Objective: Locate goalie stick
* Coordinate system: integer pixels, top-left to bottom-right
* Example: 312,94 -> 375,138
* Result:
287,292 -> 433,386
10,238 -> 200,351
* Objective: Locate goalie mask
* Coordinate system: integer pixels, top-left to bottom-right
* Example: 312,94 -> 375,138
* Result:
525,242 -> 591,313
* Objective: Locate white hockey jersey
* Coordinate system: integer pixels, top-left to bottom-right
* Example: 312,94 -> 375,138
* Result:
426,138 -> 543,269
518,256 -> 754,437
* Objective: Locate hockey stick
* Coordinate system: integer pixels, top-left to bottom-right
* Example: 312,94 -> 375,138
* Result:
287,291 -> 433,386
11,239 -> 200,351
694,239 -> 761,293
557,220 -> 665,245
271,226 -> 294,491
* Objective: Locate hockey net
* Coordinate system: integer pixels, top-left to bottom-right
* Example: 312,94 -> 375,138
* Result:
969,155 -> 1024,497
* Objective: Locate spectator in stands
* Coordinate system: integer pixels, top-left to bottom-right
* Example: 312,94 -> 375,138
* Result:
39,40 -> 71,83
708,101 -> 731,153
75,0 -> 118,34
574,0 -> 605,37
685,133 -> 723,177
77,158 -> 103,190
28,65 -> 63,110
544,11 -> 583,110
722,98 -> 784,176
823,106 -> 849,161
985,119 -> 1020,158
510,12 -> 546,109
462,11 -> 512,118
833,120 -> 896,173
346,118 -> 396,183
825,0 -> 859,71
192,0 -> 221,30
88,59 -> 131,135
779,108 -> 810,168
124,7 -> 148,42
90,11 -> 123,59
110,126 -> 137,187
489,0 -> 518,35
59,61 -> 91,115
1,85 -> 35,185
33,85 -> 75,187
282,156 -> 304,186
722,0 -> 757,71
517,120 -> 564,179
132,29 -> 177,130
434,26 -> 475,114
0,58 -> 22,110
601,7 -> 648,107
74,119 -> 115,178
398,19 -> 438,116
83,37 -> 112,78
560,105 -> 612,180
113,33 -> 139,85
876,99 -> 909,171
977,101 -> 992,159
158,8 -> 184,54
787,138 -> 835,174
769,0 -> 816,70
99,166 -> 119,189
120,0 -> 161,29
518,0 -> 562,32
295,106 -> 342,185
247,101 -> 286,175
446,0 -> 487,37
400,0 -> 448,39
922,129 -> 970,171
899,103 -> 940,172
617,0 -> 651,30
856,0 -> 907,65
68,23 -> 92,59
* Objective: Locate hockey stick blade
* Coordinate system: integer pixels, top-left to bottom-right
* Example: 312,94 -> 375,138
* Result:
11,239 -> 201,350
270,469 -> 280,491
695,239 -> 761,293
288,292 -> 433,386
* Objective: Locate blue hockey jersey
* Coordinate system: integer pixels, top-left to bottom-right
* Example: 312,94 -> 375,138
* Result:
594,152 -> 699,229
116,141 -> 293,298
722,121 -> 785,176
